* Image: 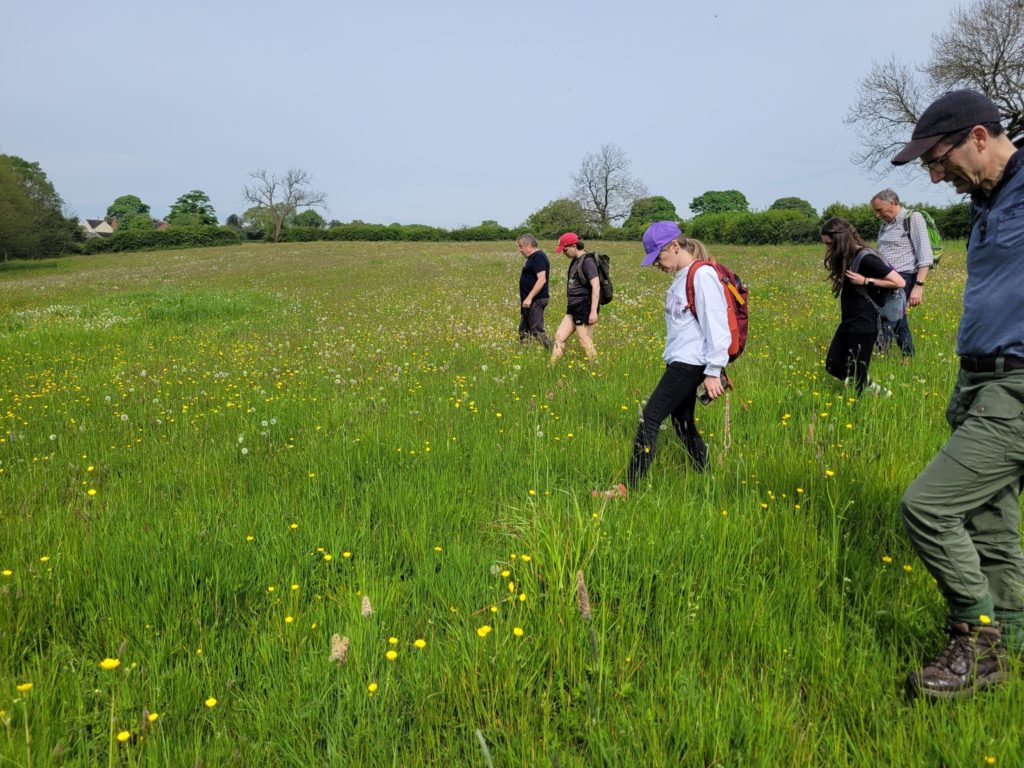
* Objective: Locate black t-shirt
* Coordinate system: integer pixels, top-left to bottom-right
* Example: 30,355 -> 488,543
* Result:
520,250 -> 550,301
566,254 -> 600,306
839,250 -> 891,333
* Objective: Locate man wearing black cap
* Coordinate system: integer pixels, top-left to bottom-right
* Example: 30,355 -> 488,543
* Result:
892,89 -> 1024,700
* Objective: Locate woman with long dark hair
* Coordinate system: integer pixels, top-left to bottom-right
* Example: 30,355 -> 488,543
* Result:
821,216 -> 906,394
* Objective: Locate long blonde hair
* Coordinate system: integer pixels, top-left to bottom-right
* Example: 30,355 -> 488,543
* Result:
680,237 -> 711,262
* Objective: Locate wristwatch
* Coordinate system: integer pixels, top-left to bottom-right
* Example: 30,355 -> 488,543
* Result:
915,280 -> 926,286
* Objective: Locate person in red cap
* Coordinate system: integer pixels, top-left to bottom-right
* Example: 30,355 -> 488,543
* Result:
892,89 -> 1024,700
549,232 -> 600,365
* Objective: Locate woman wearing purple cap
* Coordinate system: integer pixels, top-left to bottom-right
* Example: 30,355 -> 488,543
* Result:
820,217 -> 905,395
618,221 -> 732,490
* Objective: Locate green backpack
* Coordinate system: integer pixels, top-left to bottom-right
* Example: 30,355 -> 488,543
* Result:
894,209 -> 944,265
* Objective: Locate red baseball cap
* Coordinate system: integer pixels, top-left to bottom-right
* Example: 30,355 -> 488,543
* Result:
555,232 -> 579,253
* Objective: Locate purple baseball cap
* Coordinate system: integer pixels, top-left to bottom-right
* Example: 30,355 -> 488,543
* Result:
641,220 -> 682,266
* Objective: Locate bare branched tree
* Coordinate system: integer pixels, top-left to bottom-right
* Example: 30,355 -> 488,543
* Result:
242,168 -> 327,242
571,143 -> 648,230
847,0 -> 1024,174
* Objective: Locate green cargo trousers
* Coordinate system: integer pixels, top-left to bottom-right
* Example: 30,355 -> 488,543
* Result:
901,366 -> 1024,639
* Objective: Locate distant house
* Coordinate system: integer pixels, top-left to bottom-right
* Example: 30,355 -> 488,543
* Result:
79,218 -> 115,238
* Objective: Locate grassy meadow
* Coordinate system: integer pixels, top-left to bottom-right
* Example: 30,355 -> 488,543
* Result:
0,239 -> 1019,766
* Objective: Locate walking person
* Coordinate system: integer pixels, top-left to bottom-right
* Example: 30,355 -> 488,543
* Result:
870,189 -> 935,356
622,222 -> 731,490
892,89 -> 1024,699
550,232 -> 600,365
516,233 -> 552,349
820,217 -> 905,395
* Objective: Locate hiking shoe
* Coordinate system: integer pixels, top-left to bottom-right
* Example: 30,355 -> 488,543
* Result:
907,620 -> 1008,700
591,483 -> 628,500
865,380 -> 892,398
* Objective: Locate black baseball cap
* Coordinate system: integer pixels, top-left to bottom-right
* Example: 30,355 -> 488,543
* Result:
891,89 -> 1002,166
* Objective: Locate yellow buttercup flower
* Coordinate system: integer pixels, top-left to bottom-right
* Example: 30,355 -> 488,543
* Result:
148,712 -> 159,722
116,730 -> 131,743
414,638 -> 426,649
15,682 -> 32,693
99,658 -> 121,671
367,682 -> 378,694
385,650 -> 398,661
477,625 -> 492,638
205,697 -> 217,708
980,614 -> 992,625
513,627 -> 524,637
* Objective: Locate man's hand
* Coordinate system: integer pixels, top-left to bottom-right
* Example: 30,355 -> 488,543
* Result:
588,311 -> 598,325
909,285 -> 924,307
522,297 -> 532,309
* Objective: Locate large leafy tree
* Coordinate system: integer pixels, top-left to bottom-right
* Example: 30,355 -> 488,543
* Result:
622,195 -> 679,238
106,195 -> 151,228
689,190 -> 749,216
167,190 -> 218,227
242,168 -> 327,242
571,143 -> 648,230
0,154 -> 78,259
525,198 -> 593,239
847,0 -> 1024,172
769,197 -> 817,218
291,209 -> 326,229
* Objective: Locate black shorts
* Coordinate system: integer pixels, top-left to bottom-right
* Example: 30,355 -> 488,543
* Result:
568,302 -> 596,326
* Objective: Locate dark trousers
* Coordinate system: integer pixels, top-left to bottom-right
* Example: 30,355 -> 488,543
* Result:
826,327 -> 876,393
518,299 -> 551,349
879,271 -> 916,356
627,362 -> 708,487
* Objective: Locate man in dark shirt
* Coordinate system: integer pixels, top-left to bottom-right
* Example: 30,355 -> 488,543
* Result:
892,89 -> 1024,700
516,233 -> 551,350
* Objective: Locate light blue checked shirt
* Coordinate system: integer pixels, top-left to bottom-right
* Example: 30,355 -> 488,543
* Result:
877,208 -> 934,273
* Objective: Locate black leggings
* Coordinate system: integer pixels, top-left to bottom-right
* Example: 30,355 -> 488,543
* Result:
627,362 -> 708,487
825,327 -> 877,393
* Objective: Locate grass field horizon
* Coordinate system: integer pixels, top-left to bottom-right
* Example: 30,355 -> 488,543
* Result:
2,239 -> 1020,766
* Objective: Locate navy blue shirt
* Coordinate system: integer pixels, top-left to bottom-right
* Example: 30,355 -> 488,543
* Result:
959,149 -> 1024,357
520,250 -> 550,301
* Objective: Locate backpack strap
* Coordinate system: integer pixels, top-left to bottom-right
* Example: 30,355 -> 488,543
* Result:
850,248 -> 886,315
684,261 -> 715,320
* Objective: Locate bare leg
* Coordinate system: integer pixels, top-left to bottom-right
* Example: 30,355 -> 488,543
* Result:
550,315 -> 576,364
575,322 -> 597,361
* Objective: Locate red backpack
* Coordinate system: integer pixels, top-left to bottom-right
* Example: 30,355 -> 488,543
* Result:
684,259 -> 749,362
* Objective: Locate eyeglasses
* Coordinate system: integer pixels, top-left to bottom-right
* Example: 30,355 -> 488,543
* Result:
920,130 -> 971,172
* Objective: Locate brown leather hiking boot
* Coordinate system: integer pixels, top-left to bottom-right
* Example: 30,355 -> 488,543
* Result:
907,620 -> 1008,700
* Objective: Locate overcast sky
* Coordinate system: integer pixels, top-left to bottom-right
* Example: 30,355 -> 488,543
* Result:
2,0 -> 966,228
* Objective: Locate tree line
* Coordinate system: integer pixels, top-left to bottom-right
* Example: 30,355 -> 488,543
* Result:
2,0 -> 1018,259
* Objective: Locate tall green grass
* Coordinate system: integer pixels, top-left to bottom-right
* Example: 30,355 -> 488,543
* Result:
0,241 -> 1018,766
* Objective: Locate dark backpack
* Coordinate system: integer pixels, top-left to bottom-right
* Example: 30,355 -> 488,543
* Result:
592,253 -> 613,305
571,253 -> 613,305
850,248 -> 906,323
684,258 -> 749,363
